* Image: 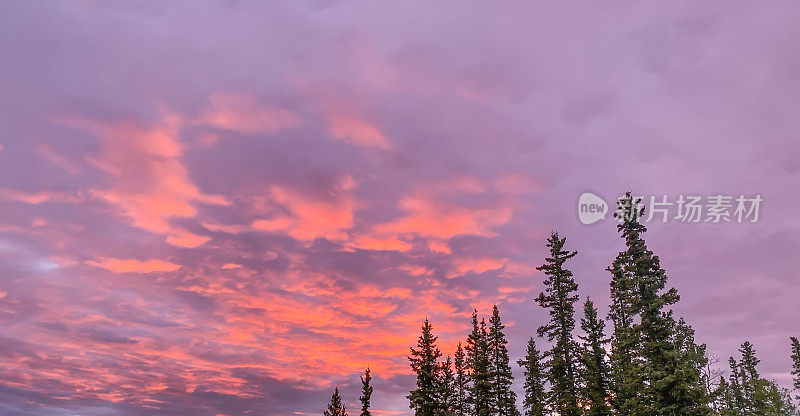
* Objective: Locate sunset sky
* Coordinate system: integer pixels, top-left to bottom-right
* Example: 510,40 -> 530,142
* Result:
1,1 -> 800,415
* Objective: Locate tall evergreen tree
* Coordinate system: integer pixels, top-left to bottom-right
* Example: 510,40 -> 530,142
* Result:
360,368 -> 373,416
718,341 -> 799,416
518,338 -> 547,416
324,387 -> 348,416
408,319 -> 443,416
762,382 -> 798,416
607,194 -> 647,414
439,356 -> 457,412
726,356 -> 746,413
487,305 -> 519,416
607,193 -> 709,415
607,255 -> 642,412
738,341 -> 764,414
466,310 -> 491,416
669,318 -> 712,415
454,342 -> 470,415
791,336 -> 800,401
579,298 -> 611,416
535,232 -> 581,416
716,376 -> 738,416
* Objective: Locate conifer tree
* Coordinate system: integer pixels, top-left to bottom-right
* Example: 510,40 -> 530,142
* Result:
607,270 -> 642,412
535,232 -> 581,416
518,338 -> 547,416
324,387 -> 348,416
716,376 -> 738,416
736,341 -> 791,415
360,368 -> 373,416
719,341 -> 799,416
607,194 -> 646,414
607,193 -> 709,415
408,319 -> 443,416
579,298 -> 611,416
487,305 -> 519,416
454,342 -> 470,415
739,341 -> 764,414
439,356 -> 457,412
726,356 -> 746,413
669,318 -> 712,415
763,383 -> 798,416
466,310 -> 491,416
791,336 -> 800,401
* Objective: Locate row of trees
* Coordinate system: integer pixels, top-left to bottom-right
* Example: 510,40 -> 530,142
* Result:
716,342 -> 798,415
406,305 -> 519,416
323,194 -> 800,415
323,368 -> 373,416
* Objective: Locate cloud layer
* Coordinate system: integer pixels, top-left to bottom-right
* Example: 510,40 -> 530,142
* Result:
1,1 -> 800,414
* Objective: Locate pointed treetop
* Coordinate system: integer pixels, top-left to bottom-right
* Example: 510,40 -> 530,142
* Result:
518,337 -> 547,416
359,367 -> 373,416
324,387 -> 348,416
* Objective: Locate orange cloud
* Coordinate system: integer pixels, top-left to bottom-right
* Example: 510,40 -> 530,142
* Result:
252,185 -> 356,241
344,178 -> 520,255
251,216 -> 294,233
451,256 -> 506,277
36,144 -> 80,174
203,91 -> 300,134
165,229 -> 212,248
60,114 -> 228,246
86,258 -> 180,273
347,235 -> 413,252
0,188 -> 81,204
493,173 -> 543,195
375,194 -> 513,240
400,264 -> 432,276
497,285 -> 534,295
326,106 -> 392,149
502,260 -> 539,278
202,221 -> 250,234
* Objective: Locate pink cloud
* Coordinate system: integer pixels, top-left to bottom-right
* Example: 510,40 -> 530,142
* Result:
252,184 -> 356,241
451,256 -> 507,277
35,144 -> 80,174
165,229 -> 212,248
374,193 -> 513,240
59,114 -> 227,246
346,235 -> 413,252
326,106 -> 392,149
0,189 -> 81,204
86,258 -> 181,273
202,91 -> 300,134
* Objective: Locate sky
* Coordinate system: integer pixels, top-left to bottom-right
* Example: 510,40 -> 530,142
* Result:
1,1 -> 800,415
